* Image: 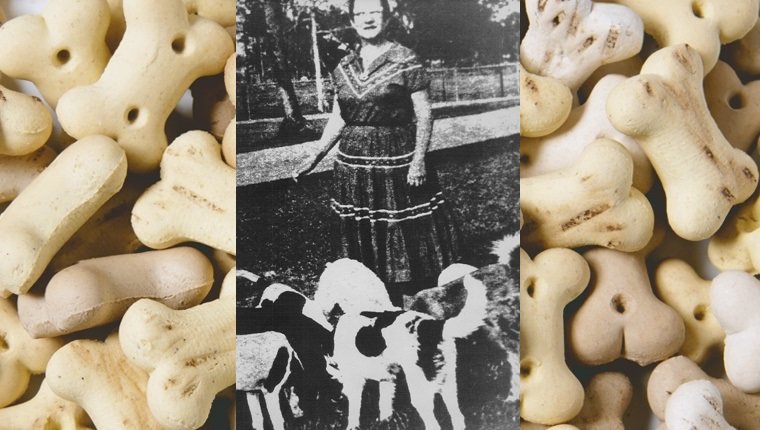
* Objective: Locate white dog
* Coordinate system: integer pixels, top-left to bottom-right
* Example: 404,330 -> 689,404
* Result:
491,232 -> 519,265
331,274 -> 488,430
237,332 -> 302,430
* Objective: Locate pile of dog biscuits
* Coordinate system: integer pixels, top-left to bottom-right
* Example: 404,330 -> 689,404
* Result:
520,0 -> 760,428
0,0 -> 236,429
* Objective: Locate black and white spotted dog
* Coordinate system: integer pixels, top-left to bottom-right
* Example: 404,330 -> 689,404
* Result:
331,274 -> 488,430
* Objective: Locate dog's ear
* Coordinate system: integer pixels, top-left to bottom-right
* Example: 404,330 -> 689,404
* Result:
356,326 -> 387,357
274,291 -> 307,315
327,303 -> 344,327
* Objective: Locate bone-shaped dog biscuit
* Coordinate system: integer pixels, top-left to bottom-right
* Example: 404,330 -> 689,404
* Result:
654,259 -> 724,364
0,85 -> 53,156
119,296 -> 235,429
726,15 -> 760,76
665,380 -> 735,430
708,186 -> 760,274
0,298 -> 63,408
46,333 -> 164,430
521,248 -> 588,425
704,61 -> 760,153
0,146 -> 56,204
521,138 -> 654,252
0,135 -> 127,297
18,247 -> 214,338
569,247 -> 685,365
56,0 -> 234,172
520,64 -> 573,138
0,379 -> 93,430
521,74 -> 654,192
521,0 -> 644,90
222,53 -> 236,168
131,131 -> 235,255
607,44 -> 758,241
0,0 -> 111,107
605,0 -> 759,74
711,271 -> 760,393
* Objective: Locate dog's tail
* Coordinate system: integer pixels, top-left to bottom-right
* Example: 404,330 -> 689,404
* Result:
442,274 -> 487,340
237,269 -> 261,283
492,232 -> 520,266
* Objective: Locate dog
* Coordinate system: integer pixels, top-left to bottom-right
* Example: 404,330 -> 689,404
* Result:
491,232 -> 520,266
331,274 -> 488,430
237,332 -> 302,430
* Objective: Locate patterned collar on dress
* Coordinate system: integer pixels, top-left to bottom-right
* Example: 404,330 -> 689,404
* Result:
338,42 -> 421,99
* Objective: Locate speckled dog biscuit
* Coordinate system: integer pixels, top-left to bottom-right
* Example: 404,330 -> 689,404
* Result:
0,84 -> 53,156
519,64 -> 572,138
0,0 -> 111,107
665,380 -> 735,430
119,296 -> 235,429
0,379 -> 93,430
0,136 -> 127,297
18,247 -> 214,338
0,147 -> 56,204
0,298 -> 63,408
46,333 -> 164,430
708,186 -> 760,274
56,0 -> 234,172
131,131 -> 235,255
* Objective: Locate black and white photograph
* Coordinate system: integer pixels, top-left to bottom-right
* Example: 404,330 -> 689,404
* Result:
236,0 -> 520,428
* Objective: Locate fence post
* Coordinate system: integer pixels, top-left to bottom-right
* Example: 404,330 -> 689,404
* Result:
499,65 -> 505,98
453,68 -> 460,101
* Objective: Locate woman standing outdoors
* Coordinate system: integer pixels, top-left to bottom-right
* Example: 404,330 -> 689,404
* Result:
296,0 -> 462,306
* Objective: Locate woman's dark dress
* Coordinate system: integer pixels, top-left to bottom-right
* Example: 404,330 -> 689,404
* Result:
331,43 -> 461,287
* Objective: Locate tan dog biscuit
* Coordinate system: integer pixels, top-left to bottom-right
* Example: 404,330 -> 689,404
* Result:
521,0 -> 644,90
190,75 -> 234,141
520,64 -> 573,138
648,355 -> 760,428
0,146 -> 56,204
131,131 -> 235,255
605,0 -> 759,74
725,15 -> 760,76
521,248 -> 588,425
46,333 -> 164,430
0,135 -> 127,297
708,181 -> 760,274
521,74 -> 654,192
0,298 -> 63,408
18,247 -> 214,338
0,379 -> 93,430
0,84 -> 53,156
0,0 -> 111,107
704,61 -> 760,153
607,44 -> 758,241
654,259 -> 724,364
521,138 -> 654,252
56,0 -> 234,172
569,247 -> 685,365
222,53 -> 236,168
119,295 -> 235,429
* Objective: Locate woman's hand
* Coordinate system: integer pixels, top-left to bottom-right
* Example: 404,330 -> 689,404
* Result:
293,153 -> 320,182
407,157 -> 426,186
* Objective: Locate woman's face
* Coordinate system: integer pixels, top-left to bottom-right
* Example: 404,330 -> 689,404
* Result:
351,0 -> 387,41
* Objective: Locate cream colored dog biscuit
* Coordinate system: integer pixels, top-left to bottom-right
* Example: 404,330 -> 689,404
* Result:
519,64 -> 573,138
648,355 -> 760,428
654,259 -> 724,364
0,136 -> 127,297
711,271 -> 760,393
726,16 -> 760,75
0,298 -> 63,408
56,0 -> 234,172
18,247 -> 214,338
0,0 -> 111,107
521,74 -> 654,192
131,131 -> 235,255
47,179 -> 144,273
607,44 -> 758,241
46,333 -> 164,430
605,0 -> 759,74
521,138 -> 654,252
570,247 -> 684,365
0,85 -> 53,156
119,296 -> 235,429
0,146 -> 56,204
222,53 -> 236,168
521,248 -> 588,425
708,177 -> 760,274
521,0 -> 644,90
0,379 -> 93,430
704,61 -> 760,153
665,380 -> 735,430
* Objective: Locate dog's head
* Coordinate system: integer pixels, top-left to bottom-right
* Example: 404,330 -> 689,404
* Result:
257,283 -> 334,333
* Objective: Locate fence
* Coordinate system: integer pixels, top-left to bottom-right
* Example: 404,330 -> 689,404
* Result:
238,63 -> 517,121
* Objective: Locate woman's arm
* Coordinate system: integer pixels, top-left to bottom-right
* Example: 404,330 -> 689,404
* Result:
293,96 -> 345,180
408,89 -> 433,186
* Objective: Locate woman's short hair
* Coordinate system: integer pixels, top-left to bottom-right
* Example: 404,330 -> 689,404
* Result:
349,0 -> 391,19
